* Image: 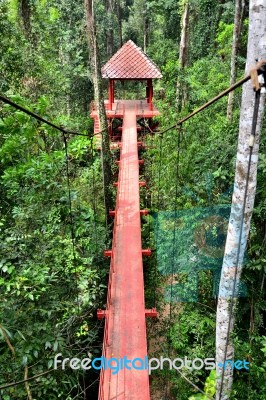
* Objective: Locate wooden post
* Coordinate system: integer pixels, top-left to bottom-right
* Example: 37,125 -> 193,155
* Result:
111,80 -> 115,107
108,79 -> 114,110
147,79 -> 153,104
147,79 -> 153,111
108,80 -> 112,110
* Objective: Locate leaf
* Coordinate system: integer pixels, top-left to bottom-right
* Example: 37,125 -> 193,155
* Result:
22,355 -> 28,365
45,341 -> 52,350
17,330 -> 26,341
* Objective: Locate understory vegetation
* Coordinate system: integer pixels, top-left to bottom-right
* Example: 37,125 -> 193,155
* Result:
0,0 -> 265,399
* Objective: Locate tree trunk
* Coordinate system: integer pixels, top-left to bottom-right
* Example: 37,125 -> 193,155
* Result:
106,0 -> 114,58
179,0 -> 189,70
143,3 -> 149,53
84,0 -> 113,225
176,0 -> 189,110
116,0 -> 123,48
216,1 -> 266,399
24,366 -> 33,400
20,0 -> 32,38
227,0 -> 244,121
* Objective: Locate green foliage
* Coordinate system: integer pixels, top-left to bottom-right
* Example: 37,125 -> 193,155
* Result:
215,21 -> 234,58
1,1 -> 265,399
0,96 -> 106,398
189,371 -> 216,399
188,0 -> 226,62
171,305 -> 215,359
1,0 -> 92,115
144,3 -> 266,399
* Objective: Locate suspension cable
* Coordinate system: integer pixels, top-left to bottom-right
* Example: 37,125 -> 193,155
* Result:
162,125 -> 214,399
144,123 -> 152,247
218,87 -> 262,400
154,62 -> 266,136
0,94 -> 88,136
164,125 -> 182,399
168,126 -> 181,337
62,133 -> 80,310
161,75 -> 251,135
0,369 -> 54,390
89,137 -> 99,255
1,62 -> 265,140
153,132 -> 164,308
0,93 -> 110,138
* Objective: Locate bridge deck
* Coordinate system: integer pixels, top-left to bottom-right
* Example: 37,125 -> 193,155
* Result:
90,99 -> 160,120
98,101 -> 150,400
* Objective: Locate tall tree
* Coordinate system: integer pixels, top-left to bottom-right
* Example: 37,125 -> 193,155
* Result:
20,0 -> 32,38
116,0 -> 123,48
84,0 -> 113,224
106,0 -> 114,58
216,1 -> 266,399
176,0 -> 189,110
124,0 -> 150,51
227,0 -> 245,121
143,0 -> 149,53
179,0 -> 189,70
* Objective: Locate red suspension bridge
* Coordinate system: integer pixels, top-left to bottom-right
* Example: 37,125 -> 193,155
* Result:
0,38 -> 264,400
91,40 -> 162,400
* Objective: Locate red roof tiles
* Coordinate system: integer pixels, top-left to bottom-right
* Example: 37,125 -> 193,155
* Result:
102,40 -> 162,79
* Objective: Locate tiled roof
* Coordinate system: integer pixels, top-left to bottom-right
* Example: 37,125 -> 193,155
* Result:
102,40 -> 162,79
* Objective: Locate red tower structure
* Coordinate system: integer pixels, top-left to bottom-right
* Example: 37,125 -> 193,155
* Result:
102,40 -> 162,110
92,40 -> 162,400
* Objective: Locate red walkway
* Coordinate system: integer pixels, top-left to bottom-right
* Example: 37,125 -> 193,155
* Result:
98,101 -> 154,399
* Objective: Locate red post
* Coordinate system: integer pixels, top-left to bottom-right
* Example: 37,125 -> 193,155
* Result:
147,79 -> 153,104
108,79 -> 115,110
142,248 -> 152,256
145,308 -> 158,318
104,250 -> 113,257
108,80 -> 112,110
97,309 -> 107,319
